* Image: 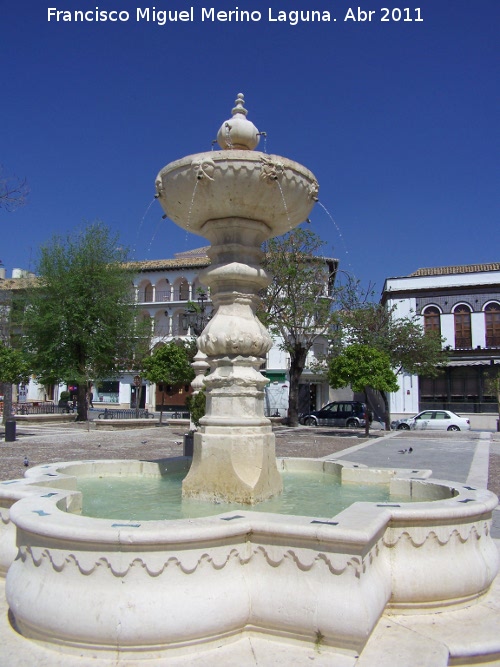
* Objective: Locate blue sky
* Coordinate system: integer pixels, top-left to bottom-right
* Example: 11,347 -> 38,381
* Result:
1,0 -> 498,293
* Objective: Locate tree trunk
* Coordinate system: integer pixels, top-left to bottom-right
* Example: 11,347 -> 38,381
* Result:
363,389 -> 370,437
76,383 -> 87,422
159,389 -> 165,424
2,383 -> 13,425
381,391 -> 391,431
288,345 -> 308,427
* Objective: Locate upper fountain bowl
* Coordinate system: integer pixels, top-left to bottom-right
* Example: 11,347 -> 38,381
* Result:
155,94 -> 318,238
155,149 -> 319,238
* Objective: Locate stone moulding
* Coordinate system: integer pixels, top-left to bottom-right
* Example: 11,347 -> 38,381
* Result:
1,457 -> 498,658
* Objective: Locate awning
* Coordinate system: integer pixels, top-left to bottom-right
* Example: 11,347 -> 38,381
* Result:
262,372 -> 287,382
447,359 -> 499,367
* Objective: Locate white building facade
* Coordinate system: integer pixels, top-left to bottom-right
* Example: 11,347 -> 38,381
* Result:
130,249 -> 331,416
382,263 -> 500,428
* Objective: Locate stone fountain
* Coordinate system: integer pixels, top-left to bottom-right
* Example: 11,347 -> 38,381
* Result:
155,93 -> 318,504
0,95 -> 499,665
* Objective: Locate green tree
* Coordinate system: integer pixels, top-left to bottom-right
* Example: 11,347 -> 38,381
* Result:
142,341 -> 195,423
332,300 -> 447,429
21,222 -> 136,421
328,344 -> 399,436
186,388 -> 206,429
0,341 -> 30,423
259,227 -> 338,427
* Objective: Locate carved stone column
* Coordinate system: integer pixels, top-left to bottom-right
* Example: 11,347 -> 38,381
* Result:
155,94 -> 318,504
182,218 -> 282,503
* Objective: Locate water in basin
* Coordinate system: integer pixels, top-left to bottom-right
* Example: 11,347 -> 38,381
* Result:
77,470 -> 416,521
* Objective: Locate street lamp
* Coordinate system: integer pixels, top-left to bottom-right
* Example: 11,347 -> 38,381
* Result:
182,290 -> 211,336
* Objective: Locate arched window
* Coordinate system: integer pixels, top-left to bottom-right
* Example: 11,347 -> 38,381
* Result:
454,305 -> 472,349
137,281 -> 152,303
423,306 -> 441,335
485,302 -> 500,347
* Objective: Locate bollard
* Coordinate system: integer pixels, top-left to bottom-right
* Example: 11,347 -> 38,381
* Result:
5,418 -> 16,442
183,432 -> 194,457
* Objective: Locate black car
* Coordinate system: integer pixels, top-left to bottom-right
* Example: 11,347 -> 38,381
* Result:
299,401 -> 372,428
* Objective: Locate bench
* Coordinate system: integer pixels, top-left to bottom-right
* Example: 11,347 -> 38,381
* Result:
98,408 -> 155,420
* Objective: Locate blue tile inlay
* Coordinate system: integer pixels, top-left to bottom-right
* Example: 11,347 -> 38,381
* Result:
220,515 -> 245,521
41,492 -> 58,498
311,520 -> 339,526
463,486 -> 477,491
32,510 -> 51,516
111,523 -> 141,528
376,504 -> 401,507
1,480 -> 21,485
458,498 -> 475,503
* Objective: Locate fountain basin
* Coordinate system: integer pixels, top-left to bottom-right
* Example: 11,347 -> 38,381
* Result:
2,458 -> 498,658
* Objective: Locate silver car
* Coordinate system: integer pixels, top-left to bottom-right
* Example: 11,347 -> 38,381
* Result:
391,410 -> 471,431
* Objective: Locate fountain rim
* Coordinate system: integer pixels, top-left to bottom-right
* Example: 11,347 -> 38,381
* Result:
156,149 -> 319,183
4,457 -> 498,548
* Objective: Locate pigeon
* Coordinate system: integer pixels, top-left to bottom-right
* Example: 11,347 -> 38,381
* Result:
398,449 -> 408,454
23,456 -> 29,467
408,447 -> 413,453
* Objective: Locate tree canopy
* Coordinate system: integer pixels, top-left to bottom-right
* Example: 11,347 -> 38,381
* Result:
328,344 -> 399,435
0,341 -> 31,424
334,301 -> 447,376
259,227 -> 338,426
330,299 -> 447,428
0,341 -> 30,385
21,222 -> 136,421
142,341 -> 195,422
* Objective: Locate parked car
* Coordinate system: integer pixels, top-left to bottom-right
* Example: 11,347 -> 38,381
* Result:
299,401 -> 372,428
391,410 -> 471,431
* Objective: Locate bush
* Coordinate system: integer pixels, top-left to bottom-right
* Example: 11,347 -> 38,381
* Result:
186,389 -> 206,429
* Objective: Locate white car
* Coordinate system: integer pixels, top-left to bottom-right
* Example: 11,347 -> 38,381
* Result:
391,410 -> 471,432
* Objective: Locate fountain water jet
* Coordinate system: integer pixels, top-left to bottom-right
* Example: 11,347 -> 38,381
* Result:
155,93 -> 319,504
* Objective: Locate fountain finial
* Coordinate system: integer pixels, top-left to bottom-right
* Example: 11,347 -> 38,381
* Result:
232,92 -> 248,117
217,93 -> 260,151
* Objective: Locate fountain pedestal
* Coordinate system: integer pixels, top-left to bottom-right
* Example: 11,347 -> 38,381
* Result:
182,218 -> 282,503
155,94 -> 318,503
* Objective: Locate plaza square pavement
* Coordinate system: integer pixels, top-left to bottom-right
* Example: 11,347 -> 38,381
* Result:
0,420 -> 499,666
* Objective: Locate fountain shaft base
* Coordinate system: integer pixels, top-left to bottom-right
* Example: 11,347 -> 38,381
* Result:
182,426 -> 283,504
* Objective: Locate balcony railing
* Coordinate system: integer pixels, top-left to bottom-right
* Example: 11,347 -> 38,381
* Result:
137,291 -> 189,304
153,325 -> 190,337
154,290 -> 171,302
137,291 -> 153,303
